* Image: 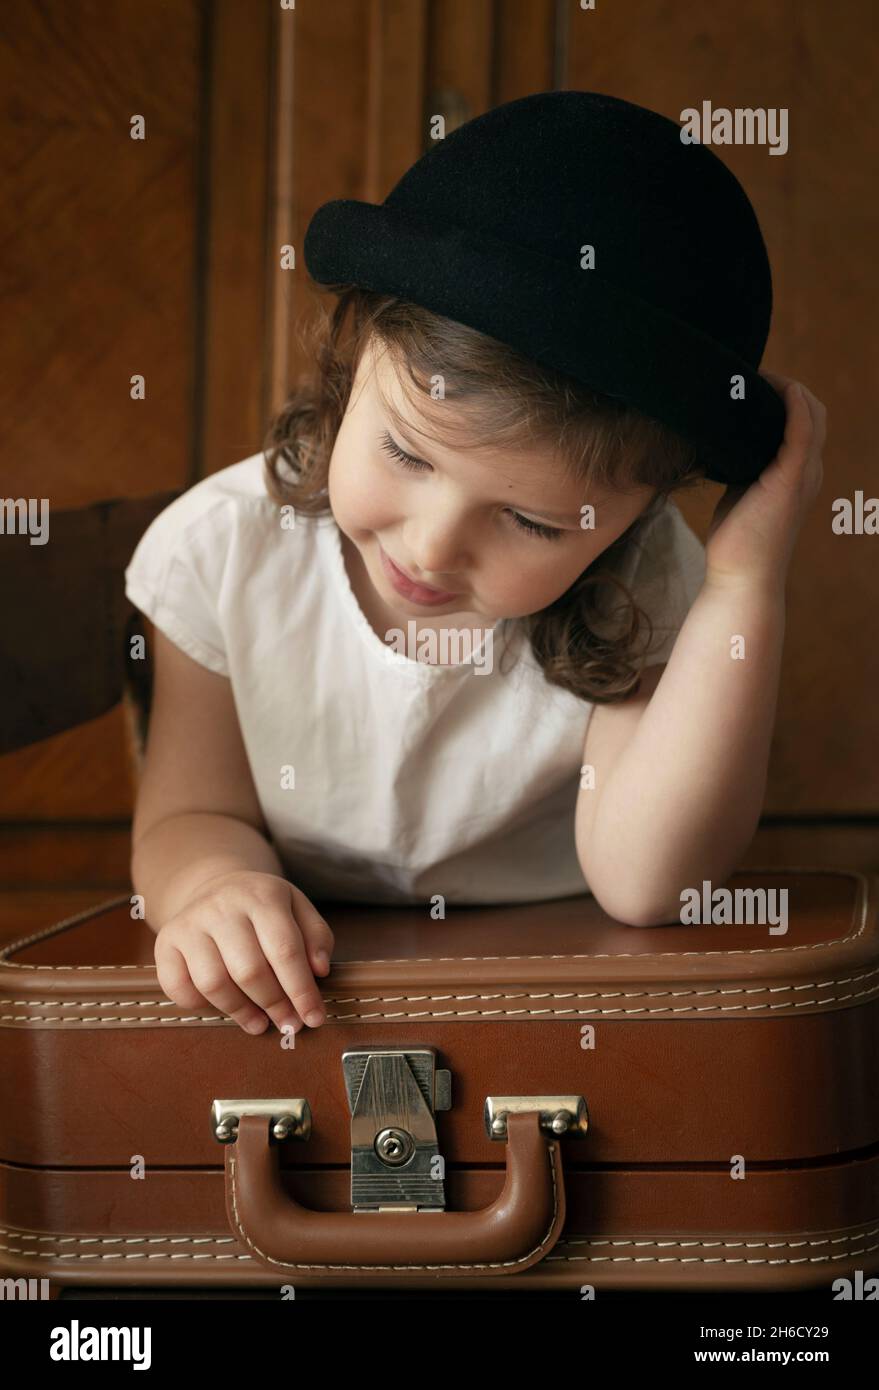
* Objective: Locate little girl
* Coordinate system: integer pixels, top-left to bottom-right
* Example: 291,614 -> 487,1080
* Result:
124,91 -> 824,1039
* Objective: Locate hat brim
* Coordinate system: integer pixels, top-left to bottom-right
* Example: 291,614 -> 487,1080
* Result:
304,198 -> 787,486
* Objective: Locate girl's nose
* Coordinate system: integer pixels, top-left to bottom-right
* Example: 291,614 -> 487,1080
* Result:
405,523 -> 469,579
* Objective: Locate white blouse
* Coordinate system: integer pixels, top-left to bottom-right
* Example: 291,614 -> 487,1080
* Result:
124,453 -> 706,905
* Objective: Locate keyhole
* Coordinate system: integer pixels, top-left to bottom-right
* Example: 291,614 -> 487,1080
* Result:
374,1127 -> 414,1165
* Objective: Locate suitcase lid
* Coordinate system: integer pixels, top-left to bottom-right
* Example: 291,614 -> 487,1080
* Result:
1,867 -> 877,1018
2,868 -> 877,1169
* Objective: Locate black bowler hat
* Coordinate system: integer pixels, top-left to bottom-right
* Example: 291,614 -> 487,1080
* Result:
304,89 -> 786,486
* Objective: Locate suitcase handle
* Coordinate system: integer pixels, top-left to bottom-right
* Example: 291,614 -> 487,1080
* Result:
224,1109 -> 567,1277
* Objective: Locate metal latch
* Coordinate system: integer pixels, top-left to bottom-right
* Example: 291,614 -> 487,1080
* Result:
484,1095 -> 588,1139
211,1097 -> 311,1144
342,1047 -> 451,1212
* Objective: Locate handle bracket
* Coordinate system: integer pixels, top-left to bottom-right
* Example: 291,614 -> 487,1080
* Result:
485,1095 -> 589,1140
211,1097 -> 311,1145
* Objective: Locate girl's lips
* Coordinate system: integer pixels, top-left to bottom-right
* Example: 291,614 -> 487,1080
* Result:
379,544 -> 461,605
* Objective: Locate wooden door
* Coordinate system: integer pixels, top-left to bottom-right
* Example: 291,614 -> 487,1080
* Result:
1,0 -> 875,932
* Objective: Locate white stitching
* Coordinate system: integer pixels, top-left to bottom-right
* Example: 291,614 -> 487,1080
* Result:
0,1012 -> 227,1024
0,999 -> 180,1008
0,869 -> 869,970
0,1244 -> 252,1263
9,962 -> 879,1009
546,1242 -> 879,1267
557,1228 -> 879,1250
0,1229 -> 237,1245
2,1225 -> 877,1268
4,970 -> 879,1023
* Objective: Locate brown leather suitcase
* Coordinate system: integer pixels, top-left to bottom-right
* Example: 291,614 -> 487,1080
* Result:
2,866 -> 878,1296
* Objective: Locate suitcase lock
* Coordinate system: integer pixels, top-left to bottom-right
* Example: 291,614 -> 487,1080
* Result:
342,1048 -> 451,1211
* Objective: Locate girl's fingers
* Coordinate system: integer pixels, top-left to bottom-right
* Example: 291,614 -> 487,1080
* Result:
250,904 -> 329,1029
159,933 -> 273,1035
155,941 -> 211,1010
754,372 -> 825,517
759,368 -> 791,395
208,915 -> 305,1034
798,383 -> 828,450
760,372 -> 825,452
760,380 -> 812,471
288,883 -> 335,976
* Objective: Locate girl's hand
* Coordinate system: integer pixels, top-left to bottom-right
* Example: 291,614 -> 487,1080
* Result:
153,870 -> 334,1036
704,372 -> 826,591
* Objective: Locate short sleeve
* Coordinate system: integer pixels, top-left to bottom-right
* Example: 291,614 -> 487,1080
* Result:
124,493 -> 232,676
627,499 -> 706,666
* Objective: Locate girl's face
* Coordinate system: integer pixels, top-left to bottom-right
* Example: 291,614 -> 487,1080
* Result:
328,338 -> 657,627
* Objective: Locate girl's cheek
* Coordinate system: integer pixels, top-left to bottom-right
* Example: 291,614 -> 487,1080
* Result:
505,556 -> 586,615
334,462 -> 391,531
480,556 -> 543,614
328,445 -> 365,502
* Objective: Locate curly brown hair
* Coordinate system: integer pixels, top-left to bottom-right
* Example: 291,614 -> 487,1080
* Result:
262,285 -> 704,702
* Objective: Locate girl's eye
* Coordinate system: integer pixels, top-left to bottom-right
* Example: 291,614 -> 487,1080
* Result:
508,512 -> 563,541
379,432 -> 428,471
378,431 -> 564,542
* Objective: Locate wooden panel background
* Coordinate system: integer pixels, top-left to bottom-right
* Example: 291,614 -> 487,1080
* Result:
0,0 -> 876,908
561,0 -> 879,822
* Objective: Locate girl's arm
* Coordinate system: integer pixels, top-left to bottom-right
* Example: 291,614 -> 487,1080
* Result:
131,627 -> 284,930
575,376 -> 824,926
131,629 -> 333,1034
575,574 -> 784,925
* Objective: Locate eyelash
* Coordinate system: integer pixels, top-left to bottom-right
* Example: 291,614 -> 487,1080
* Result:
378,432 -> 564,541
